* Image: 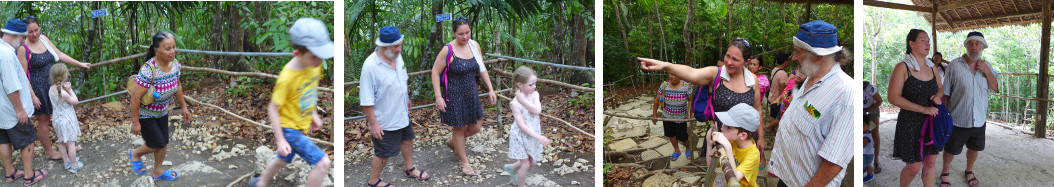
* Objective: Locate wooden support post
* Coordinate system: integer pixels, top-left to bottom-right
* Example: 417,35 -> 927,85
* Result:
931,0 -> 938,54
1036,0 -> 1050,138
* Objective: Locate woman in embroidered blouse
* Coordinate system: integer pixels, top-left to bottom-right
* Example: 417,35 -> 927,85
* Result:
127,32 -> 190,181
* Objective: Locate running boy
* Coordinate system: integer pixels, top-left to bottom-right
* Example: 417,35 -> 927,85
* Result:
251,18 -> 333,187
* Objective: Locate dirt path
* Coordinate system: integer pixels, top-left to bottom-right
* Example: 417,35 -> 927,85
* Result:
3,116 -> 331,187
344,125 -> 595,187
866,111 -> 1054,186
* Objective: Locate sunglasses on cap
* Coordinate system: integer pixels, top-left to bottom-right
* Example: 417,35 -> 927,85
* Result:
454,16 -> 468,21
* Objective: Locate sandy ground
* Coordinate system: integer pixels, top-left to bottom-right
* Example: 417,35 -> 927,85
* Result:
865,111 -> 1054,186
344,125 -> 596,187
0,116 -> 328,187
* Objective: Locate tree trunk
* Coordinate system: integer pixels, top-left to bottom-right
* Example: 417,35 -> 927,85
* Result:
228,3 -> 248,72
613,0 -> 632,67
683,0 -> 694,64
653,1 -> 666,61
210,2 -> 224,68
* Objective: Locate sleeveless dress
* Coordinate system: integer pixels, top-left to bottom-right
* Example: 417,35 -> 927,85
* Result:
892,66 -> 941,163
508,100 -> 543,161
712,80 -> 755,127
28,49 -> 56,115
49,87 -> 80,142
440,56 -> 484,127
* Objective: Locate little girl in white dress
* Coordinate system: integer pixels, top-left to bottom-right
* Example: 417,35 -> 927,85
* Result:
49,65 -> 82,173
503,66 -> 551,187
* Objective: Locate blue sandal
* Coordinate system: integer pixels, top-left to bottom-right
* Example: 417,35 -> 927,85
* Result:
153,170 -> 177,181
685,151 -> 693,159
670,152 -> 681,161
504,164 -> 517,184
248,177 -> 260,187
128,150 -> 147,175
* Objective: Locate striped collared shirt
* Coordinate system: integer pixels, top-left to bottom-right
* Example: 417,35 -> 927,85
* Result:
359,52 -> 410,131
943,56 -> 998,128
768,65 -> 855,187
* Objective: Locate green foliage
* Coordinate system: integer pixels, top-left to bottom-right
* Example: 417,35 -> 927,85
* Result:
346,0 -> 595,109
226,77 -> 253,97
0,2 -> 333,99
567,85 -> 595,109
604,0 -> 853,86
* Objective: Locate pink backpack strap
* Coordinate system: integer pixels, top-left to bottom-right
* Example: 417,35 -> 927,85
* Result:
441,44 -> 453,101
21,43 -> 30,79
919,115 -> 934,176
704,67 -> 723,119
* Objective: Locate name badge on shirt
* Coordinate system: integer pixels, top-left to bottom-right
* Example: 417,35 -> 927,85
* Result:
804,101 -> 821,119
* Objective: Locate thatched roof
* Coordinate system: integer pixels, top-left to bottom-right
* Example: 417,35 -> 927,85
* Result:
911,0 -> 1050,32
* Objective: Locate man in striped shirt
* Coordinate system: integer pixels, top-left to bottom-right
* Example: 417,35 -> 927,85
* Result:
768,20 -> 855,187
939,31 -> 998,187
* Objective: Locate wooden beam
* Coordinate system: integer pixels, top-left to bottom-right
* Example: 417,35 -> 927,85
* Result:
864,0 -> 932,12
937,12 -> 1044,25
1036,0 -> 1049,138
936,18 -> 1046,32
937,0 -> 989,12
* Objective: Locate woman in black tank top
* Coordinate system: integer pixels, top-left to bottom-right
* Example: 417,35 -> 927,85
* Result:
887,29 -> 945,187
638,38 -> 766,161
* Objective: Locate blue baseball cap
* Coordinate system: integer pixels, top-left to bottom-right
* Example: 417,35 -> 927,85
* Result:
375,26 -> 403,47
1,19 -> 26,36
792,20 -> 842,56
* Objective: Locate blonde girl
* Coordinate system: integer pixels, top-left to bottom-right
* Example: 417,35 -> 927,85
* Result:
503,66 -> 551,187
48,64 -> 82,173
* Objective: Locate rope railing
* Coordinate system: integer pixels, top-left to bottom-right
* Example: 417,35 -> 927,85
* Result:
344,59 -> 507,86
493,93 -> 594,138
71,53 -> 147,72
138,46 -> 294,57
602,111 -> 697,122
61,49 -> 334,146
345,89 -> 514,121
490,69 -> 594,91
181,66 -> 333,92
347,54 -> 597,138
485,53 -> 595,71
185,96 -> 332,146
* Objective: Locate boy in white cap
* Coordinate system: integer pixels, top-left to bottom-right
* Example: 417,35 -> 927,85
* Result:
251,17 -> 334,187
710,103 -> 761,187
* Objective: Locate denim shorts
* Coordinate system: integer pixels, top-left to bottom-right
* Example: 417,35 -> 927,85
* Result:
276,128 -> 326,166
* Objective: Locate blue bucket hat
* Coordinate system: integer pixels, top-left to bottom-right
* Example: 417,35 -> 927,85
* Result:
792,20 -> 842,56
964,31 -> 987,49
1,19 -> 26,36
375,26 -> 403,47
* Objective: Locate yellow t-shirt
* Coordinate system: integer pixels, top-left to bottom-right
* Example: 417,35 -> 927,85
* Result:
730,140 -> 760,187
271,64 -> 322,133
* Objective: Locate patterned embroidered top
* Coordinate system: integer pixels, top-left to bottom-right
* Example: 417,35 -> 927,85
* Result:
135,58 -> 181,119
658,81 -> 693,119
